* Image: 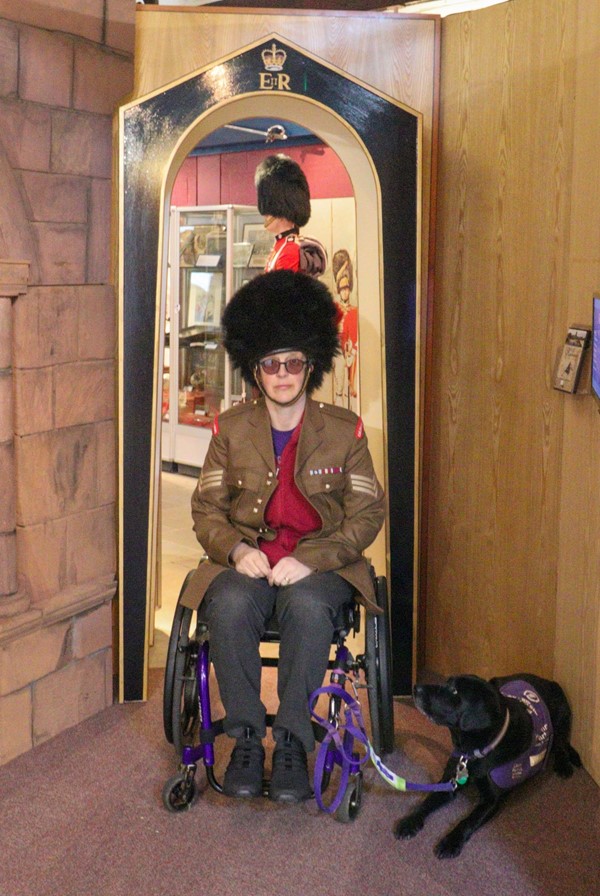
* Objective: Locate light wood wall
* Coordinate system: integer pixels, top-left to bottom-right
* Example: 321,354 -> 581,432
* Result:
427,0 -> 600,781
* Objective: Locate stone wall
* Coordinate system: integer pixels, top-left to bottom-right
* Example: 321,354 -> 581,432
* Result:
0,4 -> 134,765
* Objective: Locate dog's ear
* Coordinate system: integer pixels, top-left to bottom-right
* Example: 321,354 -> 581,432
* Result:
459,704 -> 493,731
445,676 -> 458,692
456,676 -> 502,731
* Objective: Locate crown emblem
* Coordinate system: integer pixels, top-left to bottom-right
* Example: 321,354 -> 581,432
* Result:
261,43 -> 287,72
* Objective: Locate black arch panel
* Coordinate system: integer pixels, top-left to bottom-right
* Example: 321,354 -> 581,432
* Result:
120,37 -> 418,699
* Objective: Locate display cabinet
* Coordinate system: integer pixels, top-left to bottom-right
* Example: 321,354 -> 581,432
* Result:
162,205 -> 267,469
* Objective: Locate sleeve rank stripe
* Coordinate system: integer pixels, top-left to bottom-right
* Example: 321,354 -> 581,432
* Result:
200,471 -> 224,489
351,474 -> 376,486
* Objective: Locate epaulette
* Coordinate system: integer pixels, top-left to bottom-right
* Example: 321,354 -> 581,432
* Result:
314,402 -> 364,437
314,401 -> 358,424
213,399 -> 262,431
226,400 -> 258,416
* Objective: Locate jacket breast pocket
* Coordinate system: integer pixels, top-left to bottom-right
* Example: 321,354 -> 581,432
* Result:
226,468 -> 265,522
304,472 -> 345,500
226,468 -> 262,494
304,473 -> 345,530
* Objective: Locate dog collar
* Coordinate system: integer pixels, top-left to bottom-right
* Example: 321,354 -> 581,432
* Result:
452,707 -> 511,763
450,707 -> 511,786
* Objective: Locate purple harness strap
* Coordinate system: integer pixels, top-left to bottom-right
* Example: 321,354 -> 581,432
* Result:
309,683 -> 371,813
310,682 -> 461,809
488,680 -> 553,789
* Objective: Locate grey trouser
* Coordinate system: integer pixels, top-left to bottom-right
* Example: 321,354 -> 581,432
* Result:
203,568 -> 354,752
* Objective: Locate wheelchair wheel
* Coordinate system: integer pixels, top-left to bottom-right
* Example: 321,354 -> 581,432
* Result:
163,578 -> 200,755
364,576 -> 394,756
163,571 -> 196,744
162,770 -> 197,812
334,772 -> 363,824
171,615 -> 200,756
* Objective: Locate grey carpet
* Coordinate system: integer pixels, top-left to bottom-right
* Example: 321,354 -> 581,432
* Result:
1,669 -> 598,896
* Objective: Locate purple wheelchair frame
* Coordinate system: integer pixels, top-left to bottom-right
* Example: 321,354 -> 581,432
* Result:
162,570 -> 393,822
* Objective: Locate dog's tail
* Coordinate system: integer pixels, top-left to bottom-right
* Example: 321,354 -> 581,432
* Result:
554,743 -> 582,778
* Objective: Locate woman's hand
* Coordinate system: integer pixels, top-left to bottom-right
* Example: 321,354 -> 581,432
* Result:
269,557 -> 313,587
230,543 -> 271,579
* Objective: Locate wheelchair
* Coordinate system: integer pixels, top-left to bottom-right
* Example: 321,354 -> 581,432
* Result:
161,565 -> 394,823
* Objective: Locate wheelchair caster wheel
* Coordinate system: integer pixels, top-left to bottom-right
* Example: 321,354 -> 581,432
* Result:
162,771 -> 197,812
334,773 -> 363,824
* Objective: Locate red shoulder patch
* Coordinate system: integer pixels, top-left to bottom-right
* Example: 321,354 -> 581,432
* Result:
212,415 -> 220,436
354,418 -> 364,439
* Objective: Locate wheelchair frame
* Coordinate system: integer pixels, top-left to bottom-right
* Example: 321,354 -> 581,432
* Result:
161,569 -> 394,822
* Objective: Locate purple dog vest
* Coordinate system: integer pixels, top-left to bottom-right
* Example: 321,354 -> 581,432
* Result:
489,680 -> 553,790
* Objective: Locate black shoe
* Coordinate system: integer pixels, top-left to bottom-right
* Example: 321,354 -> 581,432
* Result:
269,731 -> 313,803
223,728 -> 265,799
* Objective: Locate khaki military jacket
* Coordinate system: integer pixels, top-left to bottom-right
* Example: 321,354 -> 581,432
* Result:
182,397 -> 386,614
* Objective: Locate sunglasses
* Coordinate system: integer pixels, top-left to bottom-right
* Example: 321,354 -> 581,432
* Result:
258,358 -> 308,376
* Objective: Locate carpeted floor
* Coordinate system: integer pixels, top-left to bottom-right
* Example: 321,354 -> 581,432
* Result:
1,668 -> 599,896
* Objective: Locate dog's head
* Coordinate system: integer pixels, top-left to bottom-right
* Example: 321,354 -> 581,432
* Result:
413,675 -> 504,733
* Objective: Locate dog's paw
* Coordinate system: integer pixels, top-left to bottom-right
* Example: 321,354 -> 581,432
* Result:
394,815 -> 424,840
434,831 -> 465,859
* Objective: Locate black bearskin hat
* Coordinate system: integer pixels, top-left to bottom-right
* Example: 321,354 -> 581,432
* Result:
254,154 -> 311,227
222,270 -> 340,393
332,248 -> 353,293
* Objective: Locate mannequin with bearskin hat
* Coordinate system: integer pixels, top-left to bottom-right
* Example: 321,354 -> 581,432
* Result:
188,270 -> 385,803
254,154 -> 327,276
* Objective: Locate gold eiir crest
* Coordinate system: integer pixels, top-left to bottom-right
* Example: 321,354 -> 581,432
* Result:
261,43 -> 287,72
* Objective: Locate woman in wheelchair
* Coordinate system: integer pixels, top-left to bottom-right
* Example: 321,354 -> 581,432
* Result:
189,270 -> 385,803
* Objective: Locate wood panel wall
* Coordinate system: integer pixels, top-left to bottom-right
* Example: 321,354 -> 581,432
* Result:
427,0 -> 600,782
554,0 -> 600,785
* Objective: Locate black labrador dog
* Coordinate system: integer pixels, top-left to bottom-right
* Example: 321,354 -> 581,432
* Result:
394,673 -> 581,858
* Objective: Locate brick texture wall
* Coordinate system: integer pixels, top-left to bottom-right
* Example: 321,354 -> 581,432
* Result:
0,3 -> 134,765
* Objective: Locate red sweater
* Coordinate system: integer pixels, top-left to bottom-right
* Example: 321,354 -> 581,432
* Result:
260,423 -> 321,566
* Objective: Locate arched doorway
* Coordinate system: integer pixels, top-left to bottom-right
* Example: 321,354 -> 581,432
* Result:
154,116 -> 361,663
118,35 -> 421,701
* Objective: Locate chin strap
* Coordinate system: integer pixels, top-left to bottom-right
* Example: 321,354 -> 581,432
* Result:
252,363 -> 312,408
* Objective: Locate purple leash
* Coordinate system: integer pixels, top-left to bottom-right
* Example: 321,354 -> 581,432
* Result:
309,683 -> 469,812
309,682 -> 371,813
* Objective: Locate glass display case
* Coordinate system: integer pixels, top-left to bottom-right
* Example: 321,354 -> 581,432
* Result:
162,205 -> 266,469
